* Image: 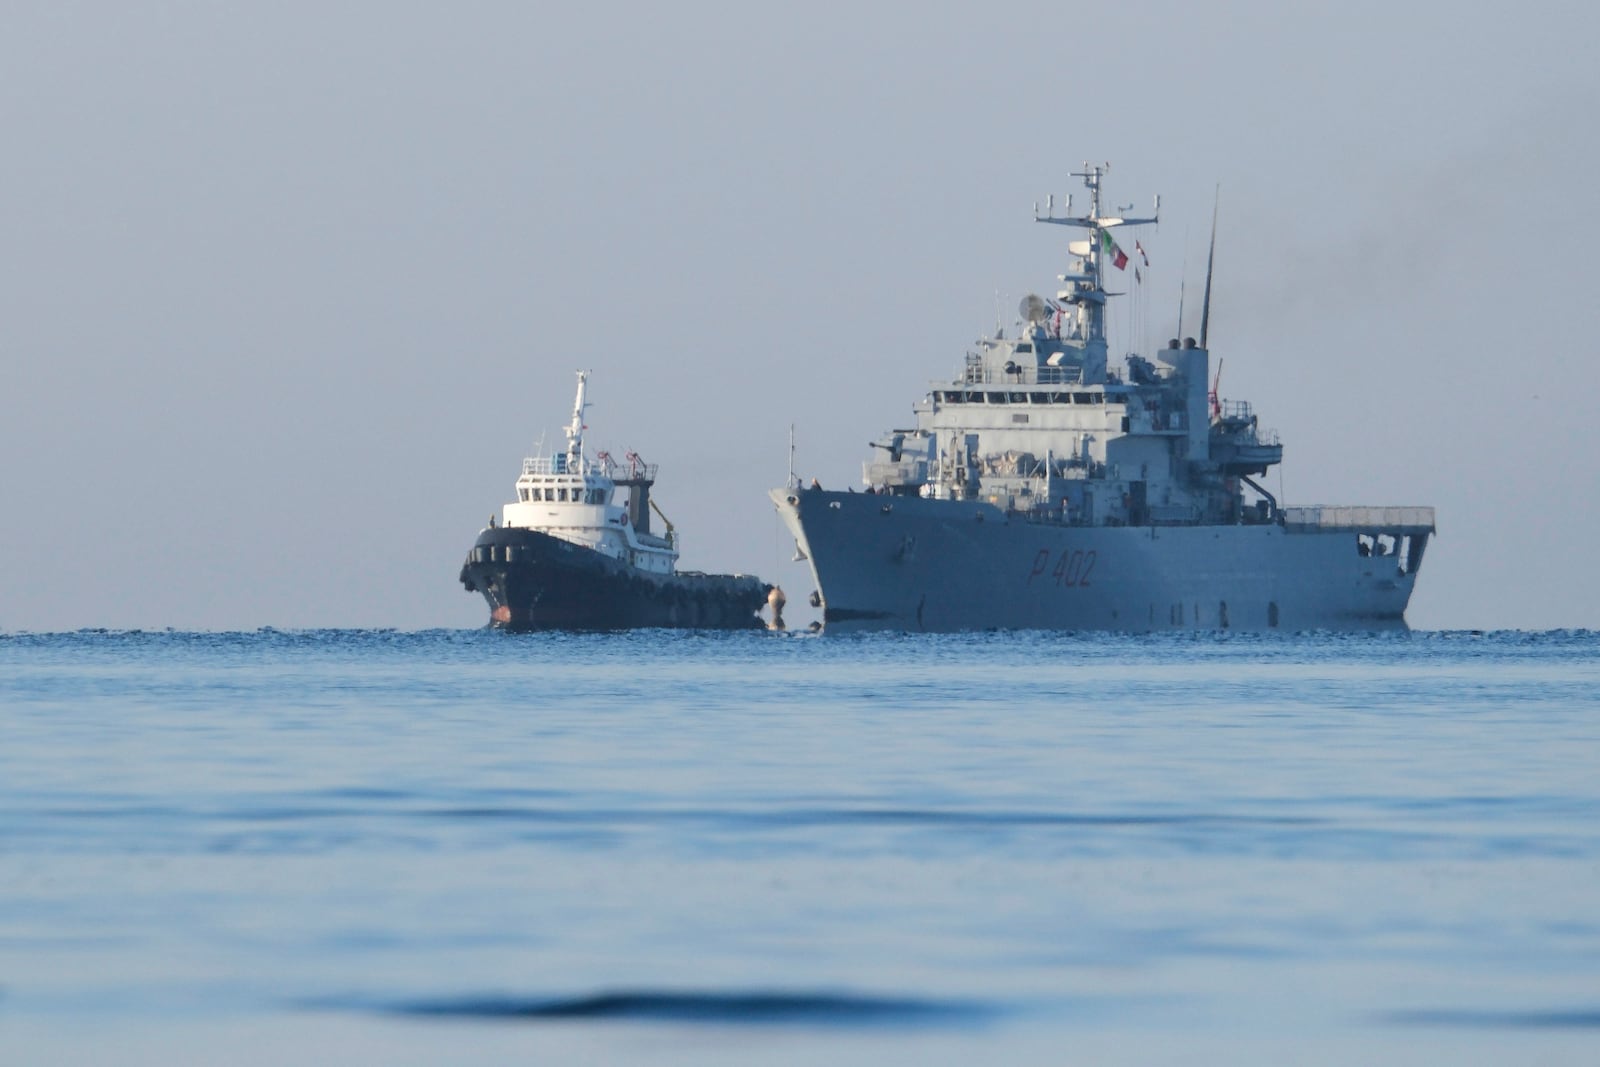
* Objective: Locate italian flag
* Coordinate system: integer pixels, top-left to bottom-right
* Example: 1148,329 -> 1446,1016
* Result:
1101,229 -> 1129,269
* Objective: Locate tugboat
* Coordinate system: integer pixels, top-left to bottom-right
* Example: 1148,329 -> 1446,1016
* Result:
461,372 -> 771,630
771,164 -> 1435,632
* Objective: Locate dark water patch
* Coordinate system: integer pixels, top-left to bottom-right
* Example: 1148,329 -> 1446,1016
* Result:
331,989 -> 994,1028
1384,1007 -> 1600,1029
413,805 -> 1323,830
14,802 -> 1319,831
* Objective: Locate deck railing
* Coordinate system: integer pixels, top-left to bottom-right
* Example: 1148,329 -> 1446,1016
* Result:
520,456 -> 658,481
1281,506 -> 1436,531
961,356 -> 1086,386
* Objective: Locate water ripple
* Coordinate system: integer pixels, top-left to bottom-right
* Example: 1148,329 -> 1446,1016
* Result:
1384,1007 -> 1600,1029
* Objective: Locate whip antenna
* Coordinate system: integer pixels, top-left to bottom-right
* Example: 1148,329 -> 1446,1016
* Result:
1200,185 -> 1219,348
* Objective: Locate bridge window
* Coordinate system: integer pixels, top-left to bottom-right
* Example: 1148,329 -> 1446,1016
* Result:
986,392 -> 1006,404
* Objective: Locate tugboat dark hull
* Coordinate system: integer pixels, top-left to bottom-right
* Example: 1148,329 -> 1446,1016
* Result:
460,527 -> 770,631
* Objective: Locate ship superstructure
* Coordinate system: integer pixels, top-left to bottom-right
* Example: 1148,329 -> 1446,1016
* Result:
462,372 -> 769,630
500,371 -> 676,574
772,165 -> 1434,632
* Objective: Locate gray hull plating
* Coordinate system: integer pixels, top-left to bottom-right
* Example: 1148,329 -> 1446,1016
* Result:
773,488 -> 1421,633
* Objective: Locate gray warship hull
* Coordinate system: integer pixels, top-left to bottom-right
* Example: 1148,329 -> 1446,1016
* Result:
773,488 -> 1431,633
770,164 -> 1435,632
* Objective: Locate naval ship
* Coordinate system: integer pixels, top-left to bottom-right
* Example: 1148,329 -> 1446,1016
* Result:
461,372 -> 770,630
771,165 -> 1434,632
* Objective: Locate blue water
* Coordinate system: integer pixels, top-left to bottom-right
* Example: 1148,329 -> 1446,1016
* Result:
3,630 -> 1598,1064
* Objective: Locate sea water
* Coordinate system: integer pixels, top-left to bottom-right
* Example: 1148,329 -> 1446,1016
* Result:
2,629 -> 1597,1065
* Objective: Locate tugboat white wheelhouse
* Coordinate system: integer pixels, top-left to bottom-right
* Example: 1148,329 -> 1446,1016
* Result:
771,164 -> 1435,633
461,372 -> 770,630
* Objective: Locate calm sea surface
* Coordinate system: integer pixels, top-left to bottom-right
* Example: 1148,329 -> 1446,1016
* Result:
2,629 -> 1598,1064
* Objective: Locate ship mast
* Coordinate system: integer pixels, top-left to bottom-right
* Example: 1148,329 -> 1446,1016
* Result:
565,370 -> 589,466
1034,163 -> 1159,365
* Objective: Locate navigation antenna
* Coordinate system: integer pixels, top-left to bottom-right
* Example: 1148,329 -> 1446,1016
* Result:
1200,186 -> 1219,349
787,423 -> 797,490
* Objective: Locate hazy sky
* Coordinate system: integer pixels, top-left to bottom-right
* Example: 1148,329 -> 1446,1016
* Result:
4,1 -> 1597,631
